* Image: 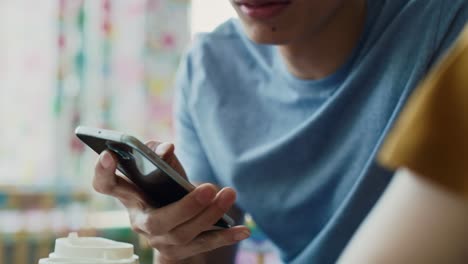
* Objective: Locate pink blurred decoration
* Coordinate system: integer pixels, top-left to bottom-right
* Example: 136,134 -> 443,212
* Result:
114,58 -> 145,85
102,21 -> 111,34
127,1 -> 146,16
161,33 -> 176,49
58,35 -> 66,49
102,0 -> 111,12
147,0 -> 161,12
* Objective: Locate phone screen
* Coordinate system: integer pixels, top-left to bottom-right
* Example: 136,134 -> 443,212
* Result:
107,142 -> 189,208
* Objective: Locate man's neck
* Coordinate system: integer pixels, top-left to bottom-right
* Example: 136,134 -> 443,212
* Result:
278,0 -> 367,80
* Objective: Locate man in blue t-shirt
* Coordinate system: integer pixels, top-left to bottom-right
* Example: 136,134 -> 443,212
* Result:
93,0 -> 468,263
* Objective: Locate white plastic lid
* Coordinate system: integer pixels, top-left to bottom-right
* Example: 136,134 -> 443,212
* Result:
39,259 -> 137,264
38,233 -> 139,264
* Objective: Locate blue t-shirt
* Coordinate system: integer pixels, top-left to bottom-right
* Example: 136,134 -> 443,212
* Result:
173,0 -> 468,263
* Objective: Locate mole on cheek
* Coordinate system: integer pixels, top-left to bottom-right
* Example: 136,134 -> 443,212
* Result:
271,27 -> 277,32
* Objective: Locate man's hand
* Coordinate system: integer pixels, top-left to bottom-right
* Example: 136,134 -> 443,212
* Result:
93,141 -> 251,262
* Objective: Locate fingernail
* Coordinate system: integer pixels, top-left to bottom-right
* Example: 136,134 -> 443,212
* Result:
196,186 -> 215,205
100,152 -> 113,169
234,230 -> 250,241
155,142 -> 171,156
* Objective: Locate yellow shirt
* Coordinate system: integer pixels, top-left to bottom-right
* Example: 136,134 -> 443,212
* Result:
378,24 -> 468,197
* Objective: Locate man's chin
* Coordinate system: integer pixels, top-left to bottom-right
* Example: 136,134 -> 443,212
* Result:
243,27 -> 291,45
250,36 -> 289,45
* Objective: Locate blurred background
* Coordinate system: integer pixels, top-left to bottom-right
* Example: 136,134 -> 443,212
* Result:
0,0 -> 280,263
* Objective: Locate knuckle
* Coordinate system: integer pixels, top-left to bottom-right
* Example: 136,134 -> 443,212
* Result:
159,247 -> 181,261
194,234 -> 209,247
153,244 -> 181,261
168,231 -> 193,245
202,208 -> 226,226
93,180 -> 116,194
134,200 -> 146,211
215,231 -> 231,245
130,224 -> 144,234
143,215 -> 162,235
185,197 -> 204,213
208,231 -> 228,247
191,231 -> 229,253
205,183 -> 218,190
148,238 -> 167,251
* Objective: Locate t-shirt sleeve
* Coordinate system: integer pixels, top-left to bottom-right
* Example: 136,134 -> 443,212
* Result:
378,24 -> 468,197
173,49 -> 220,185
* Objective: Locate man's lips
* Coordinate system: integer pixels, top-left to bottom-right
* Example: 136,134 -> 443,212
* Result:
235,0 -> 291,19
234,0 -> 291,5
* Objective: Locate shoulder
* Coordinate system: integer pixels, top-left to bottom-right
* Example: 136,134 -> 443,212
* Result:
406,0 -> 468,37
406,0 -> 468,66
429,0 -> 468,54
362,0 -> 468,66
378,0 -> 467,16
368,0 -> 467,34
386,0 -> 468,43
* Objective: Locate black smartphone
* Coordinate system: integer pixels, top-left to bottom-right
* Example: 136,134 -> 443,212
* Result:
75,126 -> 234,229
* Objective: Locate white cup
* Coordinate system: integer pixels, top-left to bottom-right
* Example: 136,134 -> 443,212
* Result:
39,233 -> 139,264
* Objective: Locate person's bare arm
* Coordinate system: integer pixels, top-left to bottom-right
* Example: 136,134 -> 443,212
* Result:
338,168 -> 468,264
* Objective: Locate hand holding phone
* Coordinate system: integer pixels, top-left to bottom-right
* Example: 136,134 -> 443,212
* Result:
77,126 -> 251,261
